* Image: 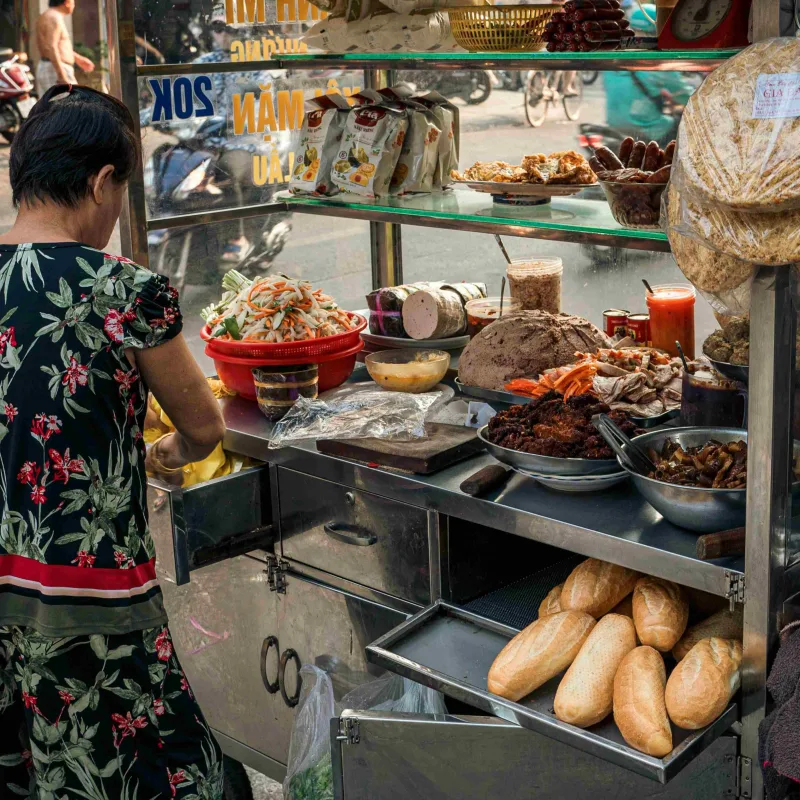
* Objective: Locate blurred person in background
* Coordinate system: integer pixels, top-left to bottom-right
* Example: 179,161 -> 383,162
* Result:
0,84 -> 225,797
35,0 -> 94,93
601,5 -> 693,144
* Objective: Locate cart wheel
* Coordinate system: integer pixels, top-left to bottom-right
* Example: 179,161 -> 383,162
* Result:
223,756 -> 254,800
562,73 -> 584,121
464,71 -> 492,105
524,71 -> 549,128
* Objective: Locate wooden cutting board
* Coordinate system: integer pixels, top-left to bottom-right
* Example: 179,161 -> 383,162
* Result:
317,424 -> 483,474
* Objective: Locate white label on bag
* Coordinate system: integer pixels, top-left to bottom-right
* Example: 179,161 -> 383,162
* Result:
752,72 -> 800,118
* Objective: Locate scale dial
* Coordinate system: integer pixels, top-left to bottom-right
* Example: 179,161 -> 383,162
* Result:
670,0 -> 733,41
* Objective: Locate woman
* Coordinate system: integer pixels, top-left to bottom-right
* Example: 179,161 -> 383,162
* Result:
0,84 -> 226,797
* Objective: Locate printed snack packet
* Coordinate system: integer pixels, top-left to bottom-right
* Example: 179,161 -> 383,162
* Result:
290,94 -> 352,197
415,91 -> 459,187
332,90 -> 409,198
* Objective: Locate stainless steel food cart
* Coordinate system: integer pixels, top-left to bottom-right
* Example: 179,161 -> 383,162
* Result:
110,2 -> 794,796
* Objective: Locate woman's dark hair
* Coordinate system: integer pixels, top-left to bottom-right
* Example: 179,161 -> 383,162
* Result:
48,0 -> 68,6
10,84 -> 140,208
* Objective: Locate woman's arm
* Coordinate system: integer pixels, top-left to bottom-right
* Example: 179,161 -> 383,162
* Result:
132,334 -> 225,470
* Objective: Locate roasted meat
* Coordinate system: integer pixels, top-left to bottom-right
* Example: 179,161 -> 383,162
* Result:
647,438 -> 748,489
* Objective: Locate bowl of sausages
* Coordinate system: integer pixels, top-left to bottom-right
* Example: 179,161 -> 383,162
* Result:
589,137 -> 676,230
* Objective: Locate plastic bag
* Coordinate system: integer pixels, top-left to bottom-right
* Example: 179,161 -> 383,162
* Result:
284,666 -> 335,800
268,384 -> 442,448
340,673 -> 448,716
672,38 -> 800,214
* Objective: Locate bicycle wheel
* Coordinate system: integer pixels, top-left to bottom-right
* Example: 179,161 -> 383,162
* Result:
525,71 -> 549,128
581,70 -> 599,85
563,72 -> 584,121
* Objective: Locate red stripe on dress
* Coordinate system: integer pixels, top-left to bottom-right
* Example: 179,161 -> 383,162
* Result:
0,554 -> 157,590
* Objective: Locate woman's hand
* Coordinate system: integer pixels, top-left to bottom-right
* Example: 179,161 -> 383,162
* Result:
146,434 -> 185,487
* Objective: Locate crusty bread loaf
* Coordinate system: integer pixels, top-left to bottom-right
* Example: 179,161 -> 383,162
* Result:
632,577 -> 689,652
488,611 -> 596,702
560,559 -> 640,618
611,594 -> 634,619
538,584 -> 563,618
665,638 -> 742,730
672,608 -> 744,661
554,614 -> 637,728
613,647 -> 672,757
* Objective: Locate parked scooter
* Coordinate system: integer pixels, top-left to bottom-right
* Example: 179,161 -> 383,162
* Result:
395,69 -> 492,105
0,50 -> 35,144
142,107 -> 292,293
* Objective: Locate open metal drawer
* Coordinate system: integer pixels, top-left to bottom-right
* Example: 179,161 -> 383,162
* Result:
148,465 -> 274,585
365,602 -> 738,783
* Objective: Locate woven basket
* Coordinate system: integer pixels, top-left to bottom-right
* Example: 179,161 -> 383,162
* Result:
448,5 -> 556,52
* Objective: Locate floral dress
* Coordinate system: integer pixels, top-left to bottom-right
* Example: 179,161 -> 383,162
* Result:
0,243 -> 222,798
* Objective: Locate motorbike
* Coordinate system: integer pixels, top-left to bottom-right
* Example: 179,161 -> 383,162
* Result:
142,107 -> 292,293
395,69 -> 492,105
0,50 -> 35,144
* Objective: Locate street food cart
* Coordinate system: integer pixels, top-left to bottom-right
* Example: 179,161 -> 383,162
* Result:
108,2 -> 796,797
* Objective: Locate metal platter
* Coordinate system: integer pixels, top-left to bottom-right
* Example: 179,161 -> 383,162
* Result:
454,180 -> 595,198
709,359 -> 749,384
477,425 -> 619,477
514,467 -> 630,493
456,379 -> 679,428
357,310 -> 470,351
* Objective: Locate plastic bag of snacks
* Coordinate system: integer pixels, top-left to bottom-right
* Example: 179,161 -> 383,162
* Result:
331,91 -> 408,198
415,91 -> 459,188
290,94 -> 352,197
370,11 -> 458,52
303,16 -> 359,52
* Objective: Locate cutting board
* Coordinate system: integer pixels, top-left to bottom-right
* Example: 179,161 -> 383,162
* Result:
317,424 -> 483,474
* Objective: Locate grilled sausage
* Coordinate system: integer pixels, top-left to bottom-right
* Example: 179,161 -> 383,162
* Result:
627,140 -> 646,169
643,141 -> 661,172
647,165 -> 672,183
595,146 -> 624,170
663,140 -> 676,165
618,136 -> 635,166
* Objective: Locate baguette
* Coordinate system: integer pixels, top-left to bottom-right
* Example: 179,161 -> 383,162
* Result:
672,608 -> 743,661
488,611 -> 596,702
560,558 -> 640,618
665,638 -> 742,730
539,584 -> 563,618
632,577 -> 689,652
554,613 -> 637,727
613,646 -> 672,757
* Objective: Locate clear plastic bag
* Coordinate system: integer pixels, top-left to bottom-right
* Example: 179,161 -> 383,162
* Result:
340,673 -> 448,716
268,384 -> 442,448
284,666 -> 335,800
673,38 -> 800,214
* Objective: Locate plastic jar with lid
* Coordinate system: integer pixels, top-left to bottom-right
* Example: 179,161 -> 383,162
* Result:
506,257 -> 563,313
464,296 -> 522,337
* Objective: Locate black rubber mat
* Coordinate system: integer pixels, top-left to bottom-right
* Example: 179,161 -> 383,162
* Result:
464,554 -> 585,631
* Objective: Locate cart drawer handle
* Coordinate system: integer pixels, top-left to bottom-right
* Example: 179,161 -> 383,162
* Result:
260,636 -> 280,694
279,648 -> 302,708
324,522 -> 377,547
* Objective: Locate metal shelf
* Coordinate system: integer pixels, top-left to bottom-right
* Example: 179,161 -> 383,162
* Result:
136,48 -> 739,77
221,397 -> 742,597
282,190 -> 670,252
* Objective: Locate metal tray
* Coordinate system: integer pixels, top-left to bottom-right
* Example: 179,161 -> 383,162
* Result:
456,378 -> 679,428
478,425 -> 619,476
366,601 -> 737,784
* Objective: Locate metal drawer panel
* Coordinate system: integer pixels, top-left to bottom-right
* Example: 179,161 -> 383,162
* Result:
332,712 -> 737,800
148,465 -> 273,585
278,469 -> 430,605
366,601 -> 738,784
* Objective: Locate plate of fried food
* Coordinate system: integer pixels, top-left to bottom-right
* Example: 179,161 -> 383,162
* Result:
451,150 -> 597,205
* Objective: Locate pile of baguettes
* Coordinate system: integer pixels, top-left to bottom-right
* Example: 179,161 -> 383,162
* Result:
488,558 -> 743,757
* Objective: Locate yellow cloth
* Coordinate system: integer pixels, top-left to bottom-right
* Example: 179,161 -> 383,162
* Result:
145,381 -> 254,487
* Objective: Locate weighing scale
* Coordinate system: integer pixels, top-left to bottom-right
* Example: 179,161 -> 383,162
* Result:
658,0 -> 750,48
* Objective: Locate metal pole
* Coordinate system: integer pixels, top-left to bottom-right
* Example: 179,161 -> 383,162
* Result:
741,265 -> 797,800
365,68 -> 403,289
105,0 -> 149,266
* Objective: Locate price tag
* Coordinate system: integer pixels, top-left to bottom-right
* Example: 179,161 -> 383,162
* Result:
752,72 -> 800,119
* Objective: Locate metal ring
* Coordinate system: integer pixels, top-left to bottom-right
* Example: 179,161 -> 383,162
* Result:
260,636 -> 280,694
279,648 -> 302,708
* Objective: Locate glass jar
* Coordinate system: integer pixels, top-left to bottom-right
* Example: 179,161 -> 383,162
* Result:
506,257 -> 563,313
464,296 -> 522,337
646,284 -> 696,358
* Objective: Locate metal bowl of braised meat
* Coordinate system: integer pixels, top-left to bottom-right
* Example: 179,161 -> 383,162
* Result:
618,427 -> 800,533
479,392 -> 638,477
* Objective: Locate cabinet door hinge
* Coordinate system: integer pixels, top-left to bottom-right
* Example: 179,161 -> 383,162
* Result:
735,755 -> 752,798
265,555 -> 288,594
336,717 -> 360,745
726,572 -> 745,612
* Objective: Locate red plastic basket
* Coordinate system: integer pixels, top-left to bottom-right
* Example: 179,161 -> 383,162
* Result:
206,341 -> 364,400
200,312 -> 367,361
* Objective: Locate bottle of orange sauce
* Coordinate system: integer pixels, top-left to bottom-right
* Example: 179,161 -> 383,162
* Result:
646,284 -> 696,358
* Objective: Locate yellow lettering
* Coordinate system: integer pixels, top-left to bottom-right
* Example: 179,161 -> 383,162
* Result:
230,40 -> 244,62
252,155 -> 268,186
269,150 -> 283,184
278,90 -> 304,130
257,91 -> 278,133
245,0 -> 265,22
284,151 -> 295,182
225,0 -> 235,23
232,93 -> 255,136
245,39 -> 263,60
263,37 -> 277,58
277,0 -> 295,21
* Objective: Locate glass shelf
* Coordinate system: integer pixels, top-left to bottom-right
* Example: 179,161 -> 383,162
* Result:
283,188 -> 670,252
